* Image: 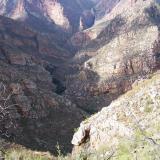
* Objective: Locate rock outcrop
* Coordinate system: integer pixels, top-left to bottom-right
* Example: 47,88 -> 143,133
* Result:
0,15 -> 86,154
72,71 -> 160,159
66,0 -> 160,112
0,0 -> 95,33
91,0 -> 120,20
79,10 -> 95,31
0,0 -> 160,157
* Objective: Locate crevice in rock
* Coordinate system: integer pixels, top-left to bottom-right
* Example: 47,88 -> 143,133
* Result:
52,77 -> 66,95
45,64 -> 66,95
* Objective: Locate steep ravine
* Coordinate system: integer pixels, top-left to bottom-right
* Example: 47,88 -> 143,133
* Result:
45,64 -> 66,95
0,0 -> 160,159
0,15 -> 87,155
65,0 -> 160,112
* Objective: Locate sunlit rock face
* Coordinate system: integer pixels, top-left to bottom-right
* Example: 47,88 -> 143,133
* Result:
70,0 -> 121,48
66,0 -> 160,112
0,0 -> 96,32
24,0 -> 71,31
72,72 -> 160,159
0,0 -> 27,20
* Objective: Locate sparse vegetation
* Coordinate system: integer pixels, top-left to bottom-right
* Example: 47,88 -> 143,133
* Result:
0,0 -> 160,160
144,95 -> 153,113
144,105 -> 152,113
66,72 -> 160,160
0,142 -> 53,160
5,148 -> 52,160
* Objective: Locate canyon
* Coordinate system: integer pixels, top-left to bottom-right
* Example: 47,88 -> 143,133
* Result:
0,0 -> 159,159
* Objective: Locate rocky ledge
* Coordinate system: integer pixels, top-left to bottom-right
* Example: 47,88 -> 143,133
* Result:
72,71 -> 160,159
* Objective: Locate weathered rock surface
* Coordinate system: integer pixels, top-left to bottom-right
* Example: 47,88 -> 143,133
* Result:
72,71 -> 160,159
0,0 -> 95,33
66,0 -> 160,112
91,0 -> 120,20
0,0 -> 160,157
0,15 -> 86,154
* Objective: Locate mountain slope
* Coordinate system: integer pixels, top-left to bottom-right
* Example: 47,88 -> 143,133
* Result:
0,0 -> 160,158
72,71 -> 160,159
66,0 -> 160,112
92,0 -> 120,20
0,0 -> 95,33
0,15 -> 86,154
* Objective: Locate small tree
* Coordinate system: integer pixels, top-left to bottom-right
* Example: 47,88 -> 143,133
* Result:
0,83 -> 17,139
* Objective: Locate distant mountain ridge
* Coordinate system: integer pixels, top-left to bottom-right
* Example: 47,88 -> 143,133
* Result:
0,0 -> 96,33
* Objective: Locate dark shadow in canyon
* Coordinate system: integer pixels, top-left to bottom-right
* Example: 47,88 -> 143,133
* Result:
145,4 -> 160,28
145,4 -> 160,69
52,78 -> 66,95
0,95 -> 85,156
1,55 -> 159,157
45,64 -> 66,95
0,63 -> 85,156
0,67 -> 101,156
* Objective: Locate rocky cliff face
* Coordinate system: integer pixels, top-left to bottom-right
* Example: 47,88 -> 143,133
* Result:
0,0 -> 160,158
72,71 -> 160,159
0,15 -> 86,154
0,0 -> 95,33
66,0 -> 160,112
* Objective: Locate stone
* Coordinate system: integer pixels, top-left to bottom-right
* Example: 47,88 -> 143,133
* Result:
72,123 -> 91,146
65,0 -> 160,112
72,72 -> 160,155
